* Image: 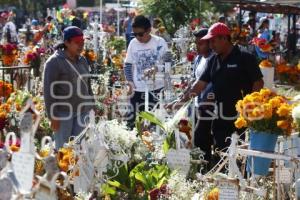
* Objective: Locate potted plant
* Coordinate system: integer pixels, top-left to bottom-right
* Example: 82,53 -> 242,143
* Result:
235,88 -> 294,175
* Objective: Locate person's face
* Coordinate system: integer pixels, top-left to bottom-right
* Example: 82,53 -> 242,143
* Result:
133,27 -> 151,43
263,21 -> 269,29
195,37 -> 209,55
65,36 -> 84,57
209,36 -> 227,54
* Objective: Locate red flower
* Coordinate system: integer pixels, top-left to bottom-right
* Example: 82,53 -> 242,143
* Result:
149,184 -> 168,200
37,47 -> 46,54
186,51 -> 197,62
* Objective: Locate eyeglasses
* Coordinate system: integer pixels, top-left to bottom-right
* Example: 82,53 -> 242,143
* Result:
132,32 -> 145,37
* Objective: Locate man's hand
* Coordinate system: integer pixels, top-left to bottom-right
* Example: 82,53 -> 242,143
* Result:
51,119 -> 60,132
164,100 -> 182,112
127,81 -> 136,96
143,67 -> 157,79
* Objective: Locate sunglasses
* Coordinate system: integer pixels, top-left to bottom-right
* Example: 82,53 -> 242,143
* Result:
133,32 -> 146,37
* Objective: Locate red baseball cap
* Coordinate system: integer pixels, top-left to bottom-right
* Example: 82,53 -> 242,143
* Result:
201,22 -> 230,40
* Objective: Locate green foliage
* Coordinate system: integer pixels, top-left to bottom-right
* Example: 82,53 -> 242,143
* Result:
250,116 -> 285,135
101,161 -> 170,199
163,131 -> 175,153
135,111 -> 166,136
138,0 -> 232,36
106,37 -> 126,54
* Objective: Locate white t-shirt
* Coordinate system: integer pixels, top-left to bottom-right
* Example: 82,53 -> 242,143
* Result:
125,35 -> 168,92
194,55 -> 212,107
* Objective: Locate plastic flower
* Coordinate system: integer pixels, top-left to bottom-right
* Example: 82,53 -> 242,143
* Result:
235,88 -> 294,136
206,187 -> 219,200
259,59 -> 272,68
276,104 -> 291,117
234,117 -> 247,129
277,120 -> 290,130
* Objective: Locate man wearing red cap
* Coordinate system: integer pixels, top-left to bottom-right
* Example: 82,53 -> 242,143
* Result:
166,22 -> 264,155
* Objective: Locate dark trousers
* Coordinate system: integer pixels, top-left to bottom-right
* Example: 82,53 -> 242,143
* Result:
127,88 -> 162,129
212,118 -> 245,152
194,107 -> 213,161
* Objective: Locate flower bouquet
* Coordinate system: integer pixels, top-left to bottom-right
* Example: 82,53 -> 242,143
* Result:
235,88 -> 293,136
0,80 -> 13,99
252,37 -> 273,53
23,47 -> 44,77
276,63 -> 300,84
0,43 -> 18,66
235,88 -> 294,175
81,49 -> 97,64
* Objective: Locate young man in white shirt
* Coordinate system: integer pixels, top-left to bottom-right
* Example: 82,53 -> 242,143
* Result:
191,28 -> 214,164
124,15 -> 168,129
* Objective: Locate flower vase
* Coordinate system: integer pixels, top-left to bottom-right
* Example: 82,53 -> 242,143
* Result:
247,130 -> 278,176
260,67 -> 274,89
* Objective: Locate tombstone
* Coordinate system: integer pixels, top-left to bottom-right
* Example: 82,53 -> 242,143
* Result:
166,130 -> 191,176
11,99 -> 41,194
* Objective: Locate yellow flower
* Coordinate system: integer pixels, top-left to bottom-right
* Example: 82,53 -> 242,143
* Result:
206,187 -> 219,200
252,107 -> 264,118
10,145 -> 20,152
58,160 -> 69,172
236,100 -> 243,113
277,104 -> 291,117
263,103 -> 273,118
39,148 -> 50,158
259,88 -> 272,97
269,97 -> 282,109
277,120 -> 290,130
235,117 -> 247,129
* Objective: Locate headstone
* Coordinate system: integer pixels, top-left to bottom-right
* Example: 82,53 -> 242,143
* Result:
218,179 -> 239,200
11,152 -> 35,193
166,148 -> 190,176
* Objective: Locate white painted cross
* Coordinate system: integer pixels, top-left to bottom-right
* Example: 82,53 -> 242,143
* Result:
11,99 -> 40,194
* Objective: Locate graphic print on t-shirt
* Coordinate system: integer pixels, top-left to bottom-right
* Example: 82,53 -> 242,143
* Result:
134,46 -> 163,82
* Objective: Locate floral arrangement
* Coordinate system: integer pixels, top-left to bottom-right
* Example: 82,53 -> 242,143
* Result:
292,104 -> 300,133
111,54 -> 124,69
106,37 -> 126,54
205,187 -> 219,200
252,37 -> 272,53
276,63 -> 299,84
186,51 -> 197,62
23,47 -> 45,76
259,59 -> 273,68
189,18 -> 201,30
0,43 -> 18,66
0,80 -> 13,98
164,172 -> 202,199
231,25 -> 250,44
235,88 -> 294,136
57,147 -> 76,172
81,49 -> 97,64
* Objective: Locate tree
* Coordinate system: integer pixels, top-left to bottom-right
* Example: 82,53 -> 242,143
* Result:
138,0 -> 232,36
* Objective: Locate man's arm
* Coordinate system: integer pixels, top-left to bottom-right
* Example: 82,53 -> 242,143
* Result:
166,79 -> 208,110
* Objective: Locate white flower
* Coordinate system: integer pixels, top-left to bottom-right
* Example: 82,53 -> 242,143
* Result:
97,120 -> 138,155
165,172 -> 201,200
292,104 -> 300,120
